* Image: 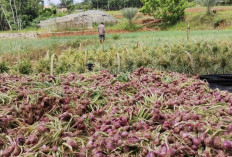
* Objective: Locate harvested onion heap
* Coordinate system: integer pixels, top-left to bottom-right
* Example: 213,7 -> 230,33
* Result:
0,67 -> 232,157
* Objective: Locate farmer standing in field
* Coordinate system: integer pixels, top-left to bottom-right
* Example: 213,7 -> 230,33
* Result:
98,22 -> 106,44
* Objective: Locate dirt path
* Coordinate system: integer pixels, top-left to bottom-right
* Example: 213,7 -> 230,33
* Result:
38,28 -> 156,39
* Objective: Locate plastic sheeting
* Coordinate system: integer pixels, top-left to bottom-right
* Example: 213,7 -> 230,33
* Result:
200,74 -> 232,92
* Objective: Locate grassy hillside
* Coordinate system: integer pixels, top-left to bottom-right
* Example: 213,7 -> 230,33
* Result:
106,6 -> 232,31
169,6 -> 232,30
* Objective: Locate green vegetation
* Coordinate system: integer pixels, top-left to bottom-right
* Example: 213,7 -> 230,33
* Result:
0,0 -> 44,30
140,0 -> 188,24
79,0 -> 142,10
112,34 -> 120,40
1,30 -> 232,75
160,6 -> 232,30
1,30 -> 232,55
17,60 -> 32,74
0,61 -> 9,73
195,0 -> 218,14
0,0 -> 143,31
122,8 -> 139,27
122,8 -> 142,31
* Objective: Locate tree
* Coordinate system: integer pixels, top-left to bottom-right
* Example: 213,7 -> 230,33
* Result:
140,0 -> 188,24
122,8 -> 138,26
59,0 -> 74,6
0,0 -> 43,30
85,0 -> 142,10
195,0 -> 218,14
58,0 -> 74,11
0,2 -> 12,30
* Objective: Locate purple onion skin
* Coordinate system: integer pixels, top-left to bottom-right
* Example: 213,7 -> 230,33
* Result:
16,135 -> 25,145
228,125 -> 232,132
86,140 -> 94,150
192,137 -> 201,146
12,145 -> 21,156
128,137 -> 140,143
26,135 -> 38,144
191,145 -> 198,150
106,141 -> 115,151
52,146 -> 58,152
113,134 -> 120,142
199,132 -> 206,142
121,131 -> 128,138
146,152 -> 155,157
222,141 -> 232,150
37,125 -> 47,134
95,151 -> 105,157
67,140 -> 78,149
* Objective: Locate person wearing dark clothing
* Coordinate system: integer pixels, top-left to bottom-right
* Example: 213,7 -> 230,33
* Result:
98,22 -> 105,44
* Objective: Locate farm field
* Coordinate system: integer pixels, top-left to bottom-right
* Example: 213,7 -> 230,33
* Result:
1,30 -> 232,55
1,4 -> 232,157
1,30 -> 232,76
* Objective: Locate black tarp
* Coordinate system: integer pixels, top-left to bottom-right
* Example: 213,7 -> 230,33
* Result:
200,74 -> 232,92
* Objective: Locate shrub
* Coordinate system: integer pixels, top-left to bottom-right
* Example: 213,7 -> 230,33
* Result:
0,62 -> 9,73
214,18 -> 225,27
195,0 -> 218,14
72,40 -> 81,48
18,60 -> 32,74
140,0 -> 187,24
124,23 -> 142,32
122,8 -> 139,27
112,34 -> 120,40
55,61 -> 70,74
36,59 -> 50,74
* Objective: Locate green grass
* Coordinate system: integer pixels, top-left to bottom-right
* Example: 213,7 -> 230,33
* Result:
0,35 -> 94,54
169,6 -> 232,30
106,10 -> 122,16
1,30 -> 232,55
84,30 -> 232,50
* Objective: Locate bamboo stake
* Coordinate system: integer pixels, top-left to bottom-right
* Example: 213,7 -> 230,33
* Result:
112,43 -> 116,49
50,54 -> 55,76
139,42 -> 143,51
45,50 -> 50,59
84,51 -> 87,64
117,53 -> 120,72
79,43 -> 82,51
187,23 -> 190,41
125,48 -> 129,53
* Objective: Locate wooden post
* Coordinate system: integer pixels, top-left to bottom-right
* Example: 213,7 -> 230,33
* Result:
117,53 -> 120,72
79,43 -> 82,51
50,54 -> 55,76
84,51 -> 87,64
45,50 -> 50,59
125,48 -> 129,53
137,42 -> 139,48
187,23 -> 190,41
112,43 -> 116,49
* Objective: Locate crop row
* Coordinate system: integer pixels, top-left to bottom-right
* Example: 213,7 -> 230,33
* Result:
1,40 -> 232,75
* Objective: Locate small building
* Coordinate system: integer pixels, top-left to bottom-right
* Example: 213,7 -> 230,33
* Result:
38,10 -> 118,30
